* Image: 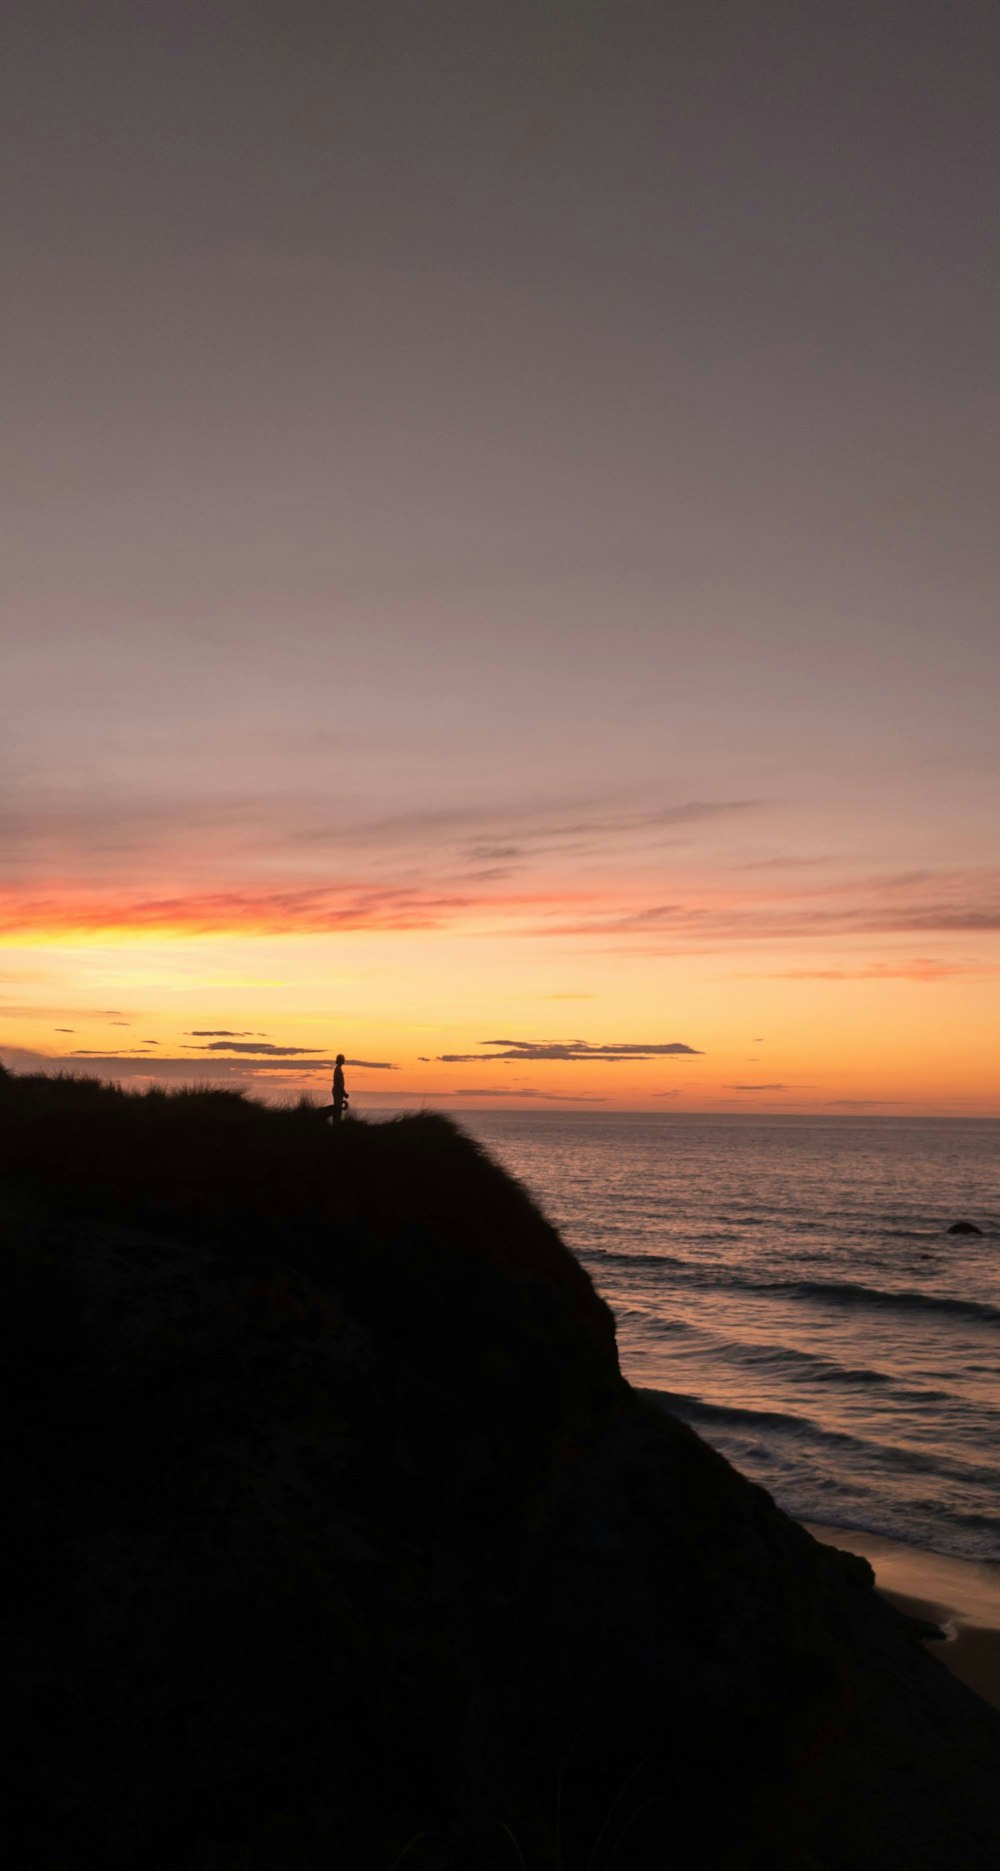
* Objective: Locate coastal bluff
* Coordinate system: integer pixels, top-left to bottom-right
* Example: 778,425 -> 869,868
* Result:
3,1071 -> 999,1870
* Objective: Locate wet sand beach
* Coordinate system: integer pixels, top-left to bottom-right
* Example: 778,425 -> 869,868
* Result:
808,1524 -> 1000,1711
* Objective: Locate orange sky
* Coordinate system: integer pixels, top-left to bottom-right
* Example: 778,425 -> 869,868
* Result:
4,833 -> 1000,1112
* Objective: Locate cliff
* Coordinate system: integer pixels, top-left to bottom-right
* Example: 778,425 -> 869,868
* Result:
2,1069 -> 999,1869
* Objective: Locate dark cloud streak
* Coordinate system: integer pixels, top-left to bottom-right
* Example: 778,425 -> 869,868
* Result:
450,1087 -> 607,1102
185,1042 -> 326,1057
435,1038 -> 702,1063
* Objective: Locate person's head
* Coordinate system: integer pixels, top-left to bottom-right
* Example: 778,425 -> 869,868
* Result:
335,1053 -> 345,1065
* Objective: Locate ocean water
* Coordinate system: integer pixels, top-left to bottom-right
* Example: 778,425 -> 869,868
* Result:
456,1113 -> 1000,1564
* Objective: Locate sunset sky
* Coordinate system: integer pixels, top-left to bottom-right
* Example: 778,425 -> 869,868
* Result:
3,0 -> 999,1113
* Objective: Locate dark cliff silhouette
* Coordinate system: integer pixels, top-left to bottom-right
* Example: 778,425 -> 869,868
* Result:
2,1066 -> 999,1870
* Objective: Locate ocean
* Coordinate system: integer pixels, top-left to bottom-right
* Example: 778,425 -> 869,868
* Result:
454,1112 -> 1000,1564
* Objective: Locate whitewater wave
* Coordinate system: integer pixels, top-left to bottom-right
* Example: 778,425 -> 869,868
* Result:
670,1331 -> 956,1403
583,1248 -> 1000,1326
748,1276 -> 1000,1325
642,1387 -> 1000,1488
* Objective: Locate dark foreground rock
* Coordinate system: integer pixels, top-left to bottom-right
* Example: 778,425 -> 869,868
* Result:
2,1072 -> 999,1869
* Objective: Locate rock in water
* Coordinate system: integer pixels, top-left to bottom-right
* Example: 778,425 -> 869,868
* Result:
3,1074 -> 1000,1870
947,1219 -> 984,1235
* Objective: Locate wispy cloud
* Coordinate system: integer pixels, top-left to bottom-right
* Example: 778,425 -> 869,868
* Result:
0,884 -> 479,939
54,1050 -> 150,1061
0,1003 -> 144,1024
735,856 -> 840,871
450,1087 -> 607,1102
0,1050 -> 489,1097
182,1041 -> 396,1066
184,1041 -> 326,1056
184,1029 -> 264,1037
6,776 -> 1000,983
0,787 -> 759,940
10,1050 -> 331,1079
757,958 -> 1000,982
534,876 -> 1000,947
433,1037 -> 703,1064
452,799 -> 757,870
1,786 -> 756,877
826,1099 -> 898,1108
726,1082 -> 814,1092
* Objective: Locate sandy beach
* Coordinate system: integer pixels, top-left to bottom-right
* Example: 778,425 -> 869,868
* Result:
808,1524 -> 1000,1712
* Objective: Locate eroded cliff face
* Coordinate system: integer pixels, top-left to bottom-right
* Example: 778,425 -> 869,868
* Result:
3,1077 -> 999,1870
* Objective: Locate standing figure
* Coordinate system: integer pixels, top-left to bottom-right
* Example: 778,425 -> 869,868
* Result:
332,1053 -> 348,1122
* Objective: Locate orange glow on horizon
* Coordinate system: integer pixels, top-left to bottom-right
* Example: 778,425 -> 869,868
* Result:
3,831 -> 1000,1117
3,896 -> 1000,1115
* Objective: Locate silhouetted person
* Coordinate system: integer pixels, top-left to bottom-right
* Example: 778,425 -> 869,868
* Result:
332,1054 -> 348,1122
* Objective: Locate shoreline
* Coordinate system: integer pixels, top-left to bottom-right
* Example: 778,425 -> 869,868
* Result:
806,1522 -> 1000,1711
